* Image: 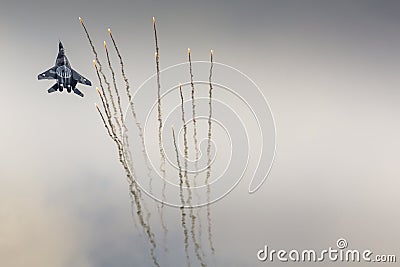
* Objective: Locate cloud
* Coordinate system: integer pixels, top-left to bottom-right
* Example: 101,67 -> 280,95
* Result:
0,175 -> 92,267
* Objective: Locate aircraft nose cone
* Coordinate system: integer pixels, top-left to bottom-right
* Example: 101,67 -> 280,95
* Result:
59,41 -> 64,50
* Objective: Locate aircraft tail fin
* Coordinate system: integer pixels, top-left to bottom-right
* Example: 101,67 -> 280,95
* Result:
48,83 -> 58,94
73,88 -> 84,97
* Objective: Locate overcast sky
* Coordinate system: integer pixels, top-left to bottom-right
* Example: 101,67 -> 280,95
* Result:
1,1 -> 400,266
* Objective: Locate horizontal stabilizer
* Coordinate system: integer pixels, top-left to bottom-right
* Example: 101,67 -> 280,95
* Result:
73,88 -> 84,97
48,83 -> 58,93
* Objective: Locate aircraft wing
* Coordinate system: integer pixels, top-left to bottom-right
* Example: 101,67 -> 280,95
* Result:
72,69 -> 92,86
38,66 -> 57,80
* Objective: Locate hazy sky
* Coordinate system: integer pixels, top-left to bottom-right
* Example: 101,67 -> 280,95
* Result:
1,0 -> 400,266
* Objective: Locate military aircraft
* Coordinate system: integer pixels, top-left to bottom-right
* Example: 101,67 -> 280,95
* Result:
38,41 -> 91,97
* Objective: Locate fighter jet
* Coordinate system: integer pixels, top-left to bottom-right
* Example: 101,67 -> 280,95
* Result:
38,41 -> 91,97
